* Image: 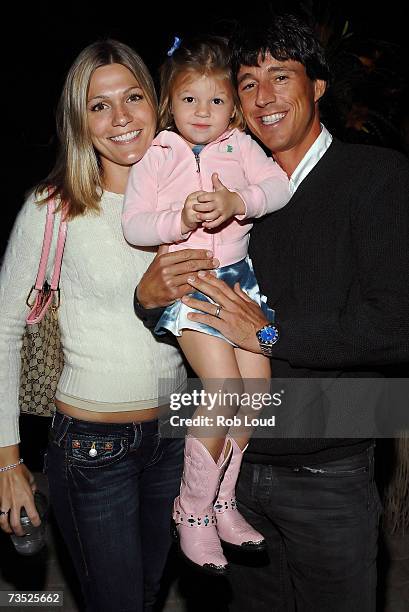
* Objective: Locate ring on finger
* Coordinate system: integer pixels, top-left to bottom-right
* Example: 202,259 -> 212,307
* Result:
214,304 -> 222,318
0,509 -> 10,517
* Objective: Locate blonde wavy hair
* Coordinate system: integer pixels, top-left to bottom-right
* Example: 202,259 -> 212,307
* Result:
158,36 -> 246,134
37,39 -> 157,219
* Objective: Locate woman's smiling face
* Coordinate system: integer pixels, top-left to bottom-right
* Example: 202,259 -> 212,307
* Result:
87,63 -> 156,178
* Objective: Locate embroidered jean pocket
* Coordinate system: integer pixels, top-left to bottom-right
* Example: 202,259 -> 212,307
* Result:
68,434 -> 129,469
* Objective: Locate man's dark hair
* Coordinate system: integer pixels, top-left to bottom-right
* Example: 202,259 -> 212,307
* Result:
231,13 -> 330,84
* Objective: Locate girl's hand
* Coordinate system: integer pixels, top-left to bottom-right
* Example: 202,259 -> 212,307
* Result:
0,451 -> 39,536
194,173 -> 246,229
181,191 -> 206,234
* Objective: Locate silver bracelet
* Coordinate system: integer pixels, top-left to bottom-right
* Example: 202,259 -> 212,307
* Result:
0,458 -> 24,473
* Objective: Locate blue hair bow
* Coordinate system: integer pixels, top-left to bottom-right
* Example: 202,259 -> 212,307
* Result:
167,36 -> 181,56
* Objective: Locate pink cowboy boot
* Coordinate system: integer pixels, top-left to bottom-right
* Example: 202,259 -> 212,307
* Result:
173,436 -> 232,576
214,436 -> 266,552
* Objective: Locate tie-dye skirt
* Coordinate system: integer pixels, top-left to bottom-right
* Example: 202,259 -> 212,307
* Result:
154,256 -> 274,346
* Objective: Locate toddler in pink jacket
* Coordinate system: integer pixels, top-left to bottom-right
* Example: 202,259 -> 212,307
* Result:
122,36 -> 290,575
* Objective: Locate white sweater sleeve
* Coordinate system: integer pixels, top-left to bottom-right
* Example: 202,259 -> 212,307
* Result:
0,195 -> 48,446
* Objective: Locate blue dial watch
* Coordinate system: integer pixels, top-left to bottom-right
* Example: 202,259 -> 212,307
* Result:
256,324 -> 279,357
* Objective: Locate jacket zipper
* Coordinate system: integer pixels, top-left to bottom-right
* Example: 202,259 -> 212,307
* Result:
195,152 -> 201,177
193,150 -> 215,255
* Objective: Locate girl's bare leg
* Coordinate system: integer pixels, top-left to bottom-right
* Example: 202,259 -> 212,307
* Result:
176,332 -> 268,557
177,330 -> 243,460
231,348 -> 271,449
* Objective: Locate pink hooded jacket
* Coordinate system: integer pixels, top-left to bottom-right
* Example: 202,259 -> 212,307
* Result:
122,129 -> 290,267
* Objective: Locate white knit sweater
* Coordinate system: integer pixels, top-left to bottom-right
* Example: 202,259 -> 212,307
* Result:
0,191 -> 186,446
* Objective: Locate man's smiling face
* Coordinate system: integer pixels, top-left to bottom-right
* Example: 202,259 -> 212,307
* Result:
237,53 -> 326,161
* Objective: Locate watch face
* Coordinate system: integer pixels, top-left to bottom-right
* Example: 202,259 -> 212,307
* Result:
259,325 -> 278,344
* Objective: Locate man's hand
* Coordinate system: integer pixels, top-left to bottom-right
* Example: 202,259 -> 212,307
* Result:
181,271 -> 269,352
194,173 -> 245,230
136,248 -> 219,309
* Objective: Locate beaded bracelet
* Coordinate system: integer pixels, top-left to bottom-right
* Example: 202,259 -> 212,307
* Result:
0,458 -> 24,473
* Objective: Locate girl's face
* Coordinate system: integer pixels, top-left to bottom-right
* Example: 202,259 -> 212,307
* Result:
171,71 -> 235,148
87,63 -> 155,188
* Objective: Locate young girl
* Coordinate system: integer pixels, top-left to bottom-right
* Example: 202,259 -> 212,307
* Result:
122,36 -> 290,575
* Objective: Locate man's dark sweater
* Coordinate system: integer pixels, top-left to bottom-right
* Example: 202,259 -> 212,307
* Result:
135,138 -> 409,465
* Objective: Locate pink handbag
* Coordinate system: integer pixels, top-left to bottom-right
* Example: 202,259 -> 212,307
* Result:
19,200 -> 67,417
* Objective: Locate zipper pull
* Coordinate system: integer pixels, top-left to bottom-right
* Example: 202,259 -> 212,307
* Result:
195,153 -> 201,174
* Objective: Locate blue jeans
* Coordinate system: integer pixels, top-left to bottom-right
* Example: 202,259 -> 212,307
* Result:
228,446 -> 382,612
47,411 -> 184,612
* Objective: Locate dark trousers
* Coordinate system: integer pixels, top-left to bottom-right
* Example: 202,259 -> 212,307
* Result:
229,446 -> 382,612
47,411 -> 184,612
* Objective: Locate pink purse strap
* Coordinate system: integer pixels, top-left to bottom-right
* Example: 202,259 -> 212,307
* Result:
34,200 -> 67,291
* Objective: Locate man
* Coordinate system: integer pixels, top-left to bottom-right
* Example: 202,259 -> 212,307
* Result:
134,14 -> 409,611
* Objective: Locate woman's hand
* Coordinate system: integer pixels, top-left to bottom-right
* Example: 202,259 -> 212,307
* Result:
181,271 -> 269,352
0,452 -> 39,535
136,248 -> 219,309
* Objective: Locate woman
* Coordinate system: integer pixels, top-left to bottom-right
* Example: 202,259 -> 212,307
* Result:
0,40 -> 186,611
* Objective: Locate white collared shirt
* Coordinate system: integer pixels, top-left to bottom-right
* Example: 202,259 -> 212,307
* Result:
289,124 -> 333,194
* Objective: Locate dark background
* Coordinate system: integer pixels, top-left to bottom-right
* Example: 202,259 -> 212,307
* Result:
4,0 -> 408,255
